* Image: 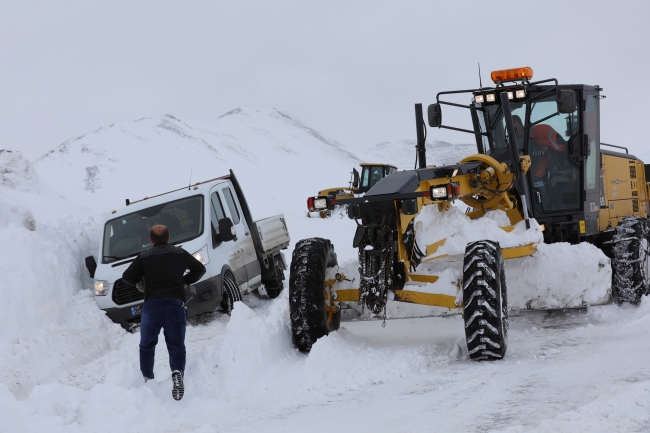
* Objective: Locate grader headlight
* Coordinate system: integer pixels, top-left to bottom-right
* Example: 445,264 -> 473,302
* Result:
314,198 -> 328,210
430,186 -> 449,199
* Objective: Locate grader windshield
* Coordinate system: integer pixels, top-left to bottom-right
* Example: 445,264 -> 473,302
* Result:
473,91 -> 581,212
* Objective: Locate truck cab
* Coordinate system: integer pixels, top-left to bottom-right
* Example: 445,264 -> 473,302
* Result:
85,170 -> 290,330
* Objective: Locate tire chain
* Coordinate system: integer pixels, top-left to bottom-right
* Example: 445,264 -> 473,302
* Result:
358,225 -> 394,314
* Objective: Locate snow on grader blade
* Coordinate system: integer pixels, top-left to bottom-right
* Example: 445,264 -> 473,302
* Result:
290,66 -> 650,361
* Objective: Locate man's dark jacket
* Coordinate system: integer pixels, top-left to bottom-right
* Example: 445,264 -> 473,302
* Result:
122,243 -> 206,303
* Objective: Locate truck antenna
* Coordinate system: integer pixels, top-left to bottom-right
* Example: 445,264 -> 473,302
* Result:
188,170 -> 192,190
478,62 -> 483,90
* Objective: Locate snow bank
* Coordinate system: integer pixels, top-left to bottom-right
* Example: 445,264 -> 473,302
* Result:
0,289 -> 446,432
0,151 -> 100,342
0,150 -> 39,230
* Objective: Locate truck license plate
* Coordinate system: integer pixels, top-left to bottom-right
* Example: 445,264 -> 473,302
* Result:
131,306 -> 142,316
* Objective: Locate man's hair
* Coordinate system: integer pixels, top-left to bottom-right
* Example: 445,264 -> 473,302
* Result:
512,114 -> 523,125
150,225 -> 170,245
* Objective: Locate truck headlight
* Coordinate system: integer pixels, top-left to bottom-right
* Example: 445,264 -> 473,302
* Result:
94,280 -> 110,296
192,245 -> 210,265
430,186 -> 449,199
314,198 -> 327,210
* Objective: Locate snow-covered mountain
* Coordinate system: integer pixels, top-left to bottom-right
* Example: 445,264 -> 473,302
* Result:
363,139 -> 476,170
35,108 -> 360,215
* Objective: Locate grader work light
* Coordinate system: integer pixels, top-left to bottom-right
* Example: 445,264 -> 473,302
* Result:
491,66 -> 534,84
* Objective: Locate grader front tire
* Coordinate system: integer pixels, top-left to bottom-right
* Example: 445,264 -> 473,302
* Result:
289,238 -> 341,353
462,240 -> 508,361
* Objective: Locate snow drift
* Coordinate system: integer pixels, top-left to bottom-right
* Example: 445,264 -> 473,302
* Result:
2,107 -> 647,432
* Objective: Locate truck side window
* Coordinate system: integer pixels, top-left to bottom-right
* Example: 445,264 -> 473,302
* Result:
222,187 -> 241,225
210,192 -> 225,229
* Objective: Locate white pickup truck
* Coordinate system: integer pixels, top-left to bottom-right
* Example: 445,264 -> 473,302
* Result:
84,170 -> 290,330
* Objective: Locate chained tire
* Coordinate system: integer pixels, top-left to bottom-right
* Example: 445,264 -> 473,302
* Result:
289,238 -> 341,353
220,270 -> 242,315
612,216 -> 650,304
462,240 -> 508,361
262,255 -> 285,299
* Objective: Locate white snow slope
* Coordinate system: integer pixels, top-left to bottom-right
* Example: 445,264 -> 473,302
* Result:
2,111 -> 649,432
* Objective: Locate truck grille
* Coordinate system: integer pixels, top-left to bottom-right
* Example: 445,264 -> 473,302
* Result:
112,279 -> 144,305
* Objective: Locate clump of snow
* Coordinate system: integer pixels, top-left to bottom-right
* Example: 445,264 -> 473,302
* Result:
0,150 -> 39,191
414,206 -> 543,257
506,242 -> 611,309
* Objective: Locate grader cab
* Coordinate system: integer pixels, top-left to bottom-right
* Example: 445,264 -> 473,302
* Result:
306,163 -> 398,218
290,67 -> 650,360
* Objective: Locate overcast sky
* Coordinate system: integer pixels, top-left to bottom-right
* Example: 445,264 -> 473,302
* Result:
2,1 -> 649,161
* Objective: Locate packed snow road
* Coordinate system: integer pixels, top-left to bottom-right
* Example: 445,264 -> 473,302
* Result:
4,289 -> 649,432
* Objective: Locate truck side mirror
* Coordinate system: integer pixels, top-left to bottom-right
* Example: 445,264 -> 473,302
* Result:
557,90 -> 577,114
85,256 -> 97,278
352,168 -> 359,189
427,103 -> 442,127
218,218 -> 236,242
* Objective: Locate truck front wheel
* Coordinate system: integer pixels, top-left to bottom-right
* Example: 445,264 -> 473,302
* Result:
220,271 -> 242,315
289,238 -> 341,353
612,215 -> 650,304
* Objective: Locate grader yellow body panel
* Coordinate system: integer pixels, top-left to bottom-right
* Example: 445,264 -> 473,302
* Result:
599,153 -> 649,231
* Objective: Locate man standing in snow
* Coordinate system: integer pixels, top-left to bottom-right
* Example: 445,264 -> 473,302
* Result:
122,224 -> 206,401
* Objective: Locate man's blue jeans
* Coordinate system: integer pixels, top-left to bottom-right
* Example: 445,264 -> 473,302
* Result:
139,297 -> 186,379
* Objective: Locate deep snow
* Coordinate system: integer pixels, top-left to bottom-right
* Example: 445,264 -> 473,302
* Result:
2,110 -> 649,432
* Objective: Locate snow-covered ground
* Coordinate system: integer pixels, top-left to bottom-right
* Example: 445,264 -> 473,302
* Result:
2,110 -> 649,432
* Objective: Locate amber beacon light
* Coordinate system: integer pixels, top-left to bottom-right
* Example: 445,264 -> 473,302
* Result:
491,67 -> 534,84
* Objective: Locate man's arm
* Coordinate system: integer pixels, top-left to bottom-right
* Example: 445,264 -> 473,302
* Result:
183,252 -> 206,285
122,256 -> 143,284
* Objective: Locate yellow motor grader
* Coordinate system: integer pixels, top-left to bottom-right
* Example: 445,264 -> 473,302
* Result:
290,66 -> 650,360
306,163 -> 398,218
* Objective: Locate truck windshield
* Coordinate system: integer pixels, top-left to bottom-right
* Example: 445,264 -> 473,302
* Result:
102,195 -> 204,263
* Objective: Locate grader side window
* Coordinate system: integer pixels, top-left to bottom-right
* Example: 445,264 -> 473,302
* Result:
361,167 -> 370,188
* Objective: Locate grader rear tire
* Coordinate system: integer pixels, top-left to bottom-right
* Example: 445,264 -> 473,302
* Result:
462,240 -> 508,361
612,216 -> 650,304
289,238 -> 341,353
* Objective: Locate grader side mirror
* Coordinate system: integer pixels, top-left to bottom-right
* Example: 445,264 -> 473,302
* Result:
427,103 -> 442,127
557,90 -> 577,114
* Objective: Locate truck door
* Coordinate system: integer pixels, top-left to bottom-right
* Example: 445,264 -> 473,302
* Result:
209,186 -> 248,292
222,184 -> 260,289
